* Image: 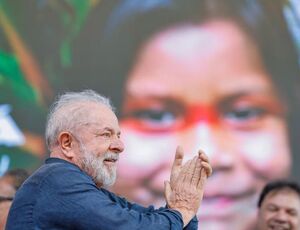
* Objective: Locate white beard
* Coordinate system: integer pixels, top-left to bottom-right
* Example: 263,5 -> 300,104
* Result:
78,143 -> 118,187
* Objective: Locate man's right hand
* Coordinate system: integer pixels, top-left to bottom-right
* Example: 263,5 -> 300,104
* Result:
164,146 -> 212,227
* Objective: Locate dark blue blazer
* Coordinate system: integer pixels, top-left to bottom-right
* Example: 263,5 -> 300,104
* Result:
6,158 -> 198,229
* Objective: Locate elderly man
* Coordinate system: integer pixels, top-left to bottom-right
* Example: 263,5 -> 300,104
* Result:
6,90 -> 212,230
256,180 -> 300,230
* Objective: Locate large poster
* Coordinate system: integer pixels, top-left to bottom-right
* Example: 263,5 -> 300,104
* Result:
1,0 -> 300,229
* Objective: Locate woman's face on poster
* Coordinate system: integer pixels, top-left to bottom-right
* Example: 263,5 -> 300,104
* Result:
115,20 -> 291,229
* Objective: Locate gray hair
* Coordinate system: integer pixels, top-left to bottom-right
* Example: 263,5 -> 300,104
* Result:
45,90 -> 114,150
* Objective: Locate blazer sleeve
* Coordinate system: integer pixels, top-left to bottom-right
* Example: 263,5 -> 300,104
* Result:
37,167 -> 192,230
102,189 -> 198,229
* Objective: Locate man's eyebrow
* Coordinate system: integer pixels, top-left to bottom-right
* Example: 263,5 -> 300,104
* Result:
81,122 -> 121,135
96,127 -> 121,135
265,202 -> 280,208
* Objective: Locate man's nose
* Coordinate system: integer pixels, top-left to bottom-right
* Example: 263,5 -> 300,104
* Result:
110,138 -> 125,154
275,210 -> 290,221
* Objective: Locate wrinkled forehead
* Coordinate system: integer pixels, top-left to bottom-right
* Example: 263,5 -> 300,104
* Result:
69,102 -> 119,130
269,188 -> 300,197
265,188 -> 300,207
0,179 -> 15,197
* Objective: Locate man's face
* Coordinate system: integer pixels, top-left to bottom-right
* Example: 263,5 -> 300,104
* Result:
72,102 -> 124,187
79,143 -> 119,187
0,178 -> 15,197
0,201 -> 12,229
113,20 -> 291,230
0,178 -> 15,229
257,189 -> 300,230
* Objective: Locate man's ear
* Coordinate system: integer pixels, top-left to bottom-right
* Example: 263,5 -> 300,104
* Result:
58,132 -> 76,159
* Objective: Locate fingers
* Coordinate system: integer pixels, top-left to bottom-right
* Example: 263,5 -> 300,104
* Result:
201,161 -> 213,177
171,148 -> 212,189
198,150 -> 209,163
197,167 -> 208,190
196,161 -> 212,190
180,156 -> 201,186
175,158 -> 193,185
170,146 -> 184,179
190,157 -> 202,186
198,149 -> 212,177
173,146 -> 184,167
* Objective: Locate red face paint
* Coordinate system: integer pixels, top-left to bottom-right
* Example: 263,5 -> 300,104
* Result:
121,104 -> 219,133
185,104 -> 219,126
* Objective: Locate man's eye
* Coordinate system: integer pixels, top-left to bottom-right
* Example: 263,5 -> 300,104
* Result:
101,132 -> 111,137
288,210 -> 298,216
267,205 -> 278,212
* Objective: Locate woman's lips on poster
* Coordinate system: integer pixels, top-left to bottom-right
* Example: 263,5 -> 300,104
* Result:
198,189 -> 256,219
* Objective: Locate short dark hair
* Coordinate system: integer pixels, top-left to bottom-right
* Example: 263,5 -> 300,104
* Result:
3,168 -> 30,190
258,180 -> 300,208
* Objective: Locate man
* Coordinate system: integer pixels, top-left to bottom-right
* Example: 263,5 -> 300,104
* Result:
0,177 -> 14,230
257,180 -> 300,230
1,169 -> 30,190
0,168 -> 29,229
6,90 -> 212,230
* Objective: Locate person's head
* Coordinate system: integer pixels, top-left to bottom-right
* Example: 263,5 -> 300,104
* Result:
257,180 -> 300,230
0,168 -> 29,228
70,0 -> 300,229
45,90 -> 124,187
2,168 -> 30,190
0,178 -> 15,230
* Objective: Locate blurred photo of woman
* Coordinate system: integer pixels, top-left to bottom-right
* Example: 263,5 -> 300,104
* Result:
1,0 -> 299,229
79,0 -> 300,229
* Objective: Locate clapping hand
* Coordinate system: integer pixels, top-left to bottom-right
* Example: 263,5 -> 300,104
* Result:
164,146 -> 212,227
